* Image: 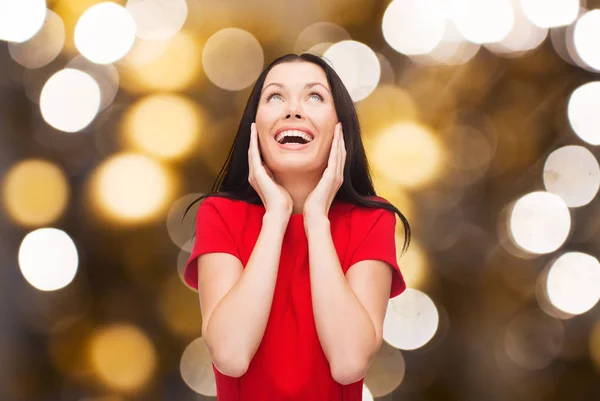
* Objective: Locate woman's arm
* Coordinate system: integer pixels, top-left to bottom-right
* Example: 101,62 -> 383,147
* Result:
306,217 -> 378,385
203,212 -> 288,377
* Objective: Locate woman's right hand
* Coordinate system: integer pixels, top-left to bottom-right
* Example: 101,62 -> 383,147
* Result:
248,122 -> 293,218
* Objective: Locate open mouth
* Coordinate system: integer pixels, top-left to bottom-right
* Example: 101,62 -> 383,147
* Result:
274,130 -> 314,145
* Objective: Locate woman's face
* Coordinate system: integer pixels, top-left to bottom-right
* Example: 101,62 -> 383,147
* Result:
255,61 -> 338,174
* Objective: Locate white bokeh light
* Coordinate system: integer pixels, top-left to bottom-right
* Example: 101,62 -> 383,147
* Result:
383,288 -> 439,350
18,228 -> 79,291
382,0 -> 446,55
543,145 -> 600,208
126,0 -> 188,41
508,191 -> 571,254
573,10 -> 600,71
0,0 -> 46,43
451,0 -> 515,44
74,2 -> 137,64
520,0 -> 579,28
40,68 -> 101,133
180,337 -> 217,396
323,40 -> 380,102
546,252 -> 600,315
567,81 -> 600,145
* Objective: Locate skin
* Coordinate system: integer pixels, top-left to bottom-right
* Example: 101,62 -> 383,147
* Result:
253,61 -> 346,219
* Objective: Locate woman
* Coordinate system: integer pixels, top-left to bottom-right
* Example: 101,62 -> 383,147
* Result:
183,53 -> 411,400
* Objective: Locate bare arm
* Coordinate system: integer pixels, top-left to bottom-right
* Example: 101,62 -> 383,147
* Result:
306,217 -> 378,385
202,213 -> 288,377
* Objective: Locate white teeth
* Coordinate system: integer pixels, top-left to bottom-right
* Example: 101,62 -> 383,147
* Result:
275,130 -> 314,144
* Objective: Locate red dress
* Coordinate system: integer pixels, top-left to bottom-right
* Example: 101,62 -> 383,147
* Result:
184,195 -> 406,401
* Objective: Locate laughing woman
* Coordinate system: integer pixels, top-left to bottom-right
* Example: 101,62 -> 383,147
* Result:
183,53 -> 411,401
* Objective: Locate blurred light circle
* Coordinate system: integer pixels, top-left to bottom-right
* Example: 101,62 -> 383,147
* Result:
382,0 -> 446,55
567,81 -> 600,145
504,308 -> 564,369
590,321 -> 600,373
520,0 -> 579,28
0,0 -> 46,42
122,94 -> 202,160
416,20 -> 480,65
202,28 -> 264,91
485,0 -> 547,57
451,0 -> 515,44
294,22 -> 350,54
8,9 -> 65,69
18,228 -> 78,291
363,342 -> 405,397
66,55 -> 120,112
89,153 -> 173,222
74,2 -> 137,64
323,40 -> 380,101
573,10 -> 600,71
508,191 -> 570,254
2,159 -> 69,226
546,252 -> 600,315
126,0 -> 188,41
383,288 -> 439,350
370,122 -> 443,188
119,31 -> 202,93
166,193 -> 203,253
40,68 -> 101,133
180,337 -> 217,396
543,145 -> 600,208
88,323 -> 157,391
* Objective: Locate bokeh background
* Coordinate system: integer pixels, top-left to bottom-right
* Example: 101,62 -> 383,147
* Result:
1,0 -> 600,400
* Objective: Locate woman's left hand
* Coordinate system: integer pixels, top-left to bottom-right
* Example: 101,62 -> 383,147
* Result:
303,122 -> 346,222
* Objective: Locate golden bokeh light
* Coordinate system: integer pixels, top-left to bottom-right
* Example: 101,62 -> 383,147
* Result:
157,273 -> 202,338
2,159 -> 69,226
118,30 -> 203,93
88,153 -> 176,223
369,121 -> 444,189
121,94 -> 204,161
294,22 -> 350,54
202,28 -> 264,91
357,85 -> 419,138
88,323 -> 157,392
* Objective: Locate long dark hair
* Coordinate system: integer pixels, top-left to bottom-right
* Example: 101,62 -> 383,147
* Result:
183,53 -> 411,255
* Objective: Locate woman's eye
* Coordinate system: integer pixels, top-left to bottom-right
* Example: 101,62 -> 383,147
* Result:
309,92 -> 323,101
266,93 -> 282,102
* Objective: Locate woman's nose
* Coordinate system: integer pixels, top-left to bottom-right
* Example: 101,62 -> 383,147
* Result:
285,106 -> 304,120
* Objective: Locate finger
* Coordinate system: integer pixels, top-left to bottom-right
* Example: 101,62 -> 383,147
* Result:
248,124 -> 254,179
337,123 -> 343,179
328,124 -> 338,176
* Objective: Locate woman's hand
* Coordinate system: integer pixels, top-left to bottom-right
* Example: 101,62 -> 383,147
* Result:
248,122 -> 293,218
303,122 -> 346,222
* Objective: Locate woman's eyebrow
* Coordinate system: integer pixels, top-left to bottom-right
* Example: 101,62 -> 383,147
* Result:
261,82 -> 331,95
